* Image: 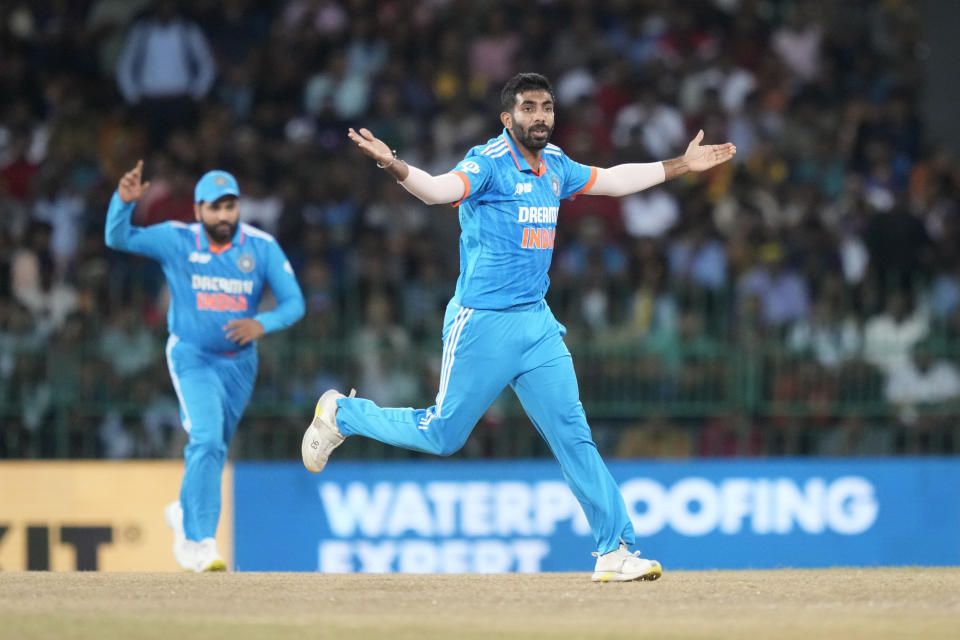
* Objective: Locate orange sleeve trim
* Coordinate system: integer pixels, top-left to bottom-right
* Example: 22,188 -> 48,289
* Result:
450,171 -> 471,208
569,166 -> 598,201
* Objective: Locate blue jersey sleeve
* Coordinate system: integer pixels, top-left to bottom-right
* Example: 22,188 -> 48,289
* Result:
104,191 -> 178,261
449,153 -> 495,206
254,240 -> 305,334
555,152 -> 598,201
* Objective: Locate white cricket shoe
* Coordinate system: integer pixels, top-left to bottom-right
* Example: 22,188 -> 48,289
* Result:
165,500 -> 226,572
195,537 -> 227,572
592,542 -> 662,582
164,500 -> 196,571
301,388 -> 355,473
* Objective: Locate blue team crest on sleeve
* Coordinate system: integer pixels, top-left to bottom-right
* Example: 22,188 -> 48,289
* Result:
551,175 -> 560,196
237,253 -> 255,273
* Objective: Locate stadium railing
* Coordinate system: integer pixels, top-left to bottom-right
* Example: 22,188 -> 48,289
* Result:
1,334 -> 958,459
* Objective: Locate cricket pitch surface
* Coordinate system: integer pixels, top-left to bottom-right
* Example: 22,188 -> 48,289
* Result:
2,568 -> 959,639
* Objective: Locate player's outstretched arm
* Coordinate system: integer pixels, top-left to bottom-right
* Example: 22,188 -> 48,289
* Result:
347,127 -> 465,205
587,130 -> 736,198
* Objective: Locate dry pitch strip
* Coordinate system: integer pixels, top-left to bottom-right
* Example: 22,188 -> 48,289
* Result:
2,568 -> 959,639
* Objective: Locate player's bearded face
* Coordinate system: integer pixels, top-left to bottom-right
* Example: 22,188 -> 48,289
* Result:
512,119 -> 554,151
198,197 -> 239,244
508,90 -> 556,151
205,219 -> 237,244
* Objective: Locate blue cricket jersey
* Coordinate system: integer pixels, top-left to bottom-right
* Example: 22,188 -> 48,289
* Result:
449,128 -> 596,310
105,192 -> 305,353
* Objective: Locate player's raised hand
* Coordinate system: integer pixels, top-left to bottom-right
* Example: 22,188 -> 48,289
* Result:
117,159 -> 151,203
683,130 -> 737,172
347,127 -> 394,167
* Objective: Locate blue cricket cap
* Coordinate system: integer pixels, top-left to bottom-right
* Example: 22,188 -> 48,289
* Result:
194,170 -> 240,203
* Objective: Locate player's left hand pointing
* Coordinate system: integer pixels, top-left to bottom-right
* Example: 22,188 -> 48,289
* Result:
224,318 -> 265,346
683,130 -> 737,172
117,159 -> 151,203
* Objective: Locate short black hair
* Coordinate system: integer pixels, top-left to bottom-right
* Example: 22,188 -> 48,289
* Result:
500,73 -> 555,113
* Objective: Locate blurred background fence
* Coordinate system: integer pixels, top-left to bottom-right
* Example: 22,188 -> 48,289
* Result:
4,284 -> 959,460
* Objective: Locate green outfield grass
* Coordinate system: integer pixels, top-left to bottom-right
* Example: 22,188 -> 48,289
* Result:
2,568 -> 959,640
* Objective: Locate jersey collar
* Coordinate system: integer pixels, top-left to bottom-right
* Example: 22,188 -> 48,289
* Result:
501,128 -> 549,177
195,223 -> 245,254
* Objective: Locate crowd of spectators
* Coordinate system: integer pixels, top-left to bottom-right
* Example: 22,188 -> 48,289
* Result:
2,0 -> 959,460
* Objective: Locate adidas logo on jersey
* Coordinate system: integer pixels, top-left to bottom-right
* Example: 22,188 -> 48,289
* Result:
189,251 -> 212,264
514,182 -> 532,194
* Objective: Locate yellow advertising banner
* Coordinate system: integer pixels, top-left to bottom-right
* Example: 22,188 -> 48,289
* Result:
0,461 -> 233,571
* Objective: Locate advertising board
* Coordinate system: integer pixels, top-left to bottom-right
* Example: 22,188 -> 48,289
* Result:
0,461 -> 233,571
234,458 -> 960,572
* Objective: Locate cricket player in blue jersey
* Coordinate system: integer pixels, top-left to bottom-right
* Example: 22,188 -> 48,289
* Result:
302,73 -> 735,581
106,161 -> 305,572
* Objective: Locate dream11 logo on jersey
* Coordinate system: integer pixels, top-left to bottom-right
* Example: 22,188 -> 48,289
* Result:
517,206 -> 559,250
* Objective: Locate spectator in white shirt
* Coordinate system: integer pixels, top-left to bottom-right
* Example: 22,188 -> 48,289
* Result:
863,289 -> 929,375
787,297 -> 861,370
885,341 -> 960,433
115,0 -> 216,147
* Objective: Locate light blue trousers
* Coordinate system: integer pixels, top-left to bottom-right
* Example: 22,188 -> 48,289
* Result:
336,300 -> 635,554
166,336 -> 257,541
